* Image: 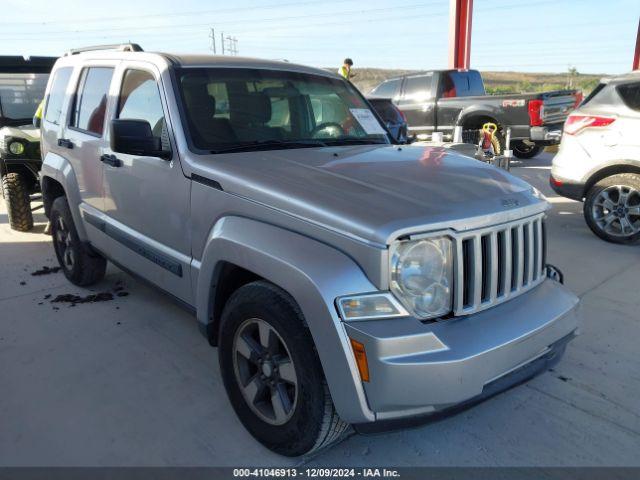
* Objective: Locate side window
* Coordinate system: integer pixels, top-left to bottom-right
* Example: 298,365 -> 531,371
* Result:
44,67 -> 73,125
371,79 -> 399,98
118,69 -> 165,136
617,82 -> 640,111
403,75 -> 433,101
71,67 -> 113,136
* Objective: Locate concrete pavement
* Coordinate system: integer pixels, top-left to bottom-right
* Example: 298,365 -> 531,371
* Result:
1,152 -> 638,466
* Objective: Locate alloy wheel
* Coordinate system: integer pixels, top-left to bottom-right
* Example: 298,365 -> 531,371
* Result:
55,217 -> 75,269
591,185 -> 640,238
232,318 -> 298,425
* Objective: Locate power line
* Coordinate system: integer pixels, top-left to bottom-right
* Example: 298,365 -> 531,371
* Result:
0,0 -> 364,27
0,2 -> 444,37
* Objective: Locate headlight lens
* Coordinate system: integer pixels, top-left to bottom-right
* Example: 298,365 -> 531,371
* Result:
390,237 -> 453,319
9,141 -> 25,155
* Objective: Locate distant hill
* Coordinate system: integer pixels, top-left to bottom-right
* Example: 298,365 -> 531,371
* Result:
333,68 -> 604,95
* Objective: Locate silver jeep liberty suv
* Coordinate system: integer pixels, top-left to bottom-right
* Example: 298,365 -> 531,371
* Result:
39,44 -> 580,456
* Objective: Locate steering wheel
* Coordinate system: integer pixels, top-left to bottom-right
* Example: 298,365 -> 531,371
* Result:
310,122 -> 346,139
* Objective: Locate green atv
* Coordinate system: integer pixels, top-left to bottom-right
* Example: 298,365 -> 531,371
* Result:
0,56 -> 56,231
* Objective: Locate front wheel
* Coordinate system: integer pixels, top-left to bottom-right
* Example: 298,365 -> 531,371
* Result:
50,196 -> 107,285
2,172 -> 34,231
218,281 -> 348,456
583,173 -> 640,244
512,141 -> 542,159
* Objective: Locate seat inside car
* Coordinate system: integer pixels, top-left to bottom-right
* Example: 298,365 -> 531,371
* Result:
182,78 -> 237,146
229,92 -> 284,142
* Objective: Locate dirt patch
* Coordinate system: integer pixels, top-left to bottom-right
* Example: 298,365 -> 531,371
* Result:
31,266 -> 62,276
50,292 -> 114,306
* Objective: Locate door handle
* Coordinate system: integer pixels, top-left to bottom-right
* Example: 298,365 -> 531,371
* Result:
100,154 -> 122,167
57,138 -> 74,149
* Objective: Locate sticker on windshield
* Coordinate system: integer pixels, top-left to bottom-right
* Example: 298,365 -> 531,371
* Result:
349,108 -> 386,135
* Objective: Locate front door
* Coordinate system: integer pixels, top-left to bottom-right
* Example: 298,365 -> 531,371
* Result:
98,63 -> 192,303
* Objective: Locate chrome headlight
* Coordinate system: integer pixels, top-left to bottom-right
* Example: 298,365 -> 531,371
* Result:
9,141 -> 25,155
390,237 -> 453,319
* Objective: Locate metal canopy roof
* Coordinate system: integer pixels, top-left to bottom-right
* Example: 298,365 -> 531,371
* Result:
0,56 -> 57,74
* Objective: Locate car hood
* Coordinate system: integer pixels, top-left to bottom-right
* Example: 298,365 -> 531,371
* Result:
0,125 -> 40,143
196,144 -> 548,245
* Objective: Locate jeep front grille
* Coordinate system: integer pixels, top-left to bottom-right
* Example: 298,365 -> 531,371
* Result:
453,214 -> 546,316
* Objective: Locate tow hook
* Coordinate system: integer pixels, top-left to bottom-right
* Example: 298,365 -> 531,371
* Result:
546,264 -> 564,284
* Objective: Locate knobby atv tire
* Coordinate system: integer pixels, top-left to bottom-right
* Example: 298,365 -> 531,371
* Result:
2,172 -> 33,231
219,280 -> 349,456
50,196 -> 107,286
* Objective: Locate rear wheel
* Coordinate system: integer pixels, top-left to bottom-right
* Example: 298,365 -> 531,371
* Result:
2,172 -> 33,231
50,196 -> 107,285
219,281 -> 349,456
584,173 -> 640,244
512,141 -> 542,159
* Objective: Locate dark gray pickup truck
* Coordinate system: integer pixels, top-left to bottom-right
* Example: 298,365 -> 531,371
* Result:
369,69 -> 581,159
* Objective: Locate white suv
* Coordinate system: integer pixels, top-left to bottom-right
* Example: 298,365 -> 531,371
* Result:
551,71 -> 640,244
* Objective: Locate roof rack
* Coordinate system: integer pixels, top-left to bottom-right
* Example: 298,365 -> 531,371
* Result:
64,43 -> 143,56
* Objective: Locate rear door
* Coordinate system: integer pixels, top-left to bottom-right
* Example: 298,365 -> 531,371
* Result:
435,70 -> 486,134
396,73 -> 435,135
63,63 -> 117,212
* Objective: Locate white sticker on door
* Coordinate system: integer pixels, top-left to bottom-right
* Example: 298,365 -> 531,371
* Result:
349,108 -> 386,135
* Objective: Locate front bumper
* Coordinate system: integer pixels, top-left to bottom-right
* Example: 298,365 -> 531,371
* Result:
344,279 -> 579,422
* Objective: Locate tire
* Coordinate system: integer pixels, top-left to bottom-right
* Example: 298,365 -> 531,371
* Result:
512,141 -> 542,159
2,172 -> 34,231
218,280 -> 349,456
50,196 -> 107,285
583,173 -> 640,245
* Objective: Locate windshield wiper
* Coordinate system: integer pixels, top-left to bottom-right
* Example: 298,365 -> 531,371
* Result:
210,139 -> 327,154
324,138 -> 388,146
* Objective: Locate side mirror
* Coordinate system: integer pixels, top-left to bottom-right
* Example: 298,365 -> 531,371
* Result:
110,119 -> 169,159
33,116 -> 41,128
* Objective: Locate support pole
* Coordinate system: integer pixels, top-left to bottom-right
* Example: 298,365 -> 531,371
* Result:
448,0 -> 473,70
633,18 -> 640,70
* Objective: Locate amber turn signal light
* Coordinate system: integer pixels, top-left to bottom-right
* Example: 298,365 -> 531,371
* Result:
349,338 -> 370,382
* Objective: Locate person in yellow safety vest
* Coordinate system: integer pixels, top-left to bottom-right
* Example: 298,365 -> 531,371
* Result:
33,99 -> 44,127
338,58 -> 355,80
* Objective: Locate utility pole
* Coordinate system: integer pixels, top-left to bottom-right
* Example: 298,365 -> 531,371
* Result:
221,31 -> 225,55
209,28 -> 216,54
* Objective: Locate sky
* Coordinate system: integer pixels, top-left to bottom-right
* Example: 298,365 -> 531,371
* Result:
0,0 -> 638,74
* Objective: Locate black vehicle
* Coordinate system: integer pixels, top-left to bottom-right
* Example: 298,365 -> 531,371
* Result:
0,56 -> 56,231
369,69 -> 581,159
367,97 -> 408,143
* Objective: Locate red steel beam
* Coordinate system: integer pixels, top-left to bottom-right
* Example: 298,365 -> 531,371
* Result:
448,0 -> 473,70
633,18 -> 640,70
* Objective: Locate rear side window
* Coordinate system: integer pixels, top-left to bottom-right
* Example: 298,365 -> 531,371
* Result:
71,67 -> 114,136
371,79 -> 400,98
44,67 -> 73,125
369,99 -> 403,123
617,82 -> 640,111
580,83 -> 606,106
403,74 -> 433,101
441,71 -> 485,98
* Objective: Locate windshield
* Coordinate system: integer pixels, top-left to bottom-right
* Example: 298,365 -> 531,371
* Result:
176,68 -> 390,153
0,73 -> 49,120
